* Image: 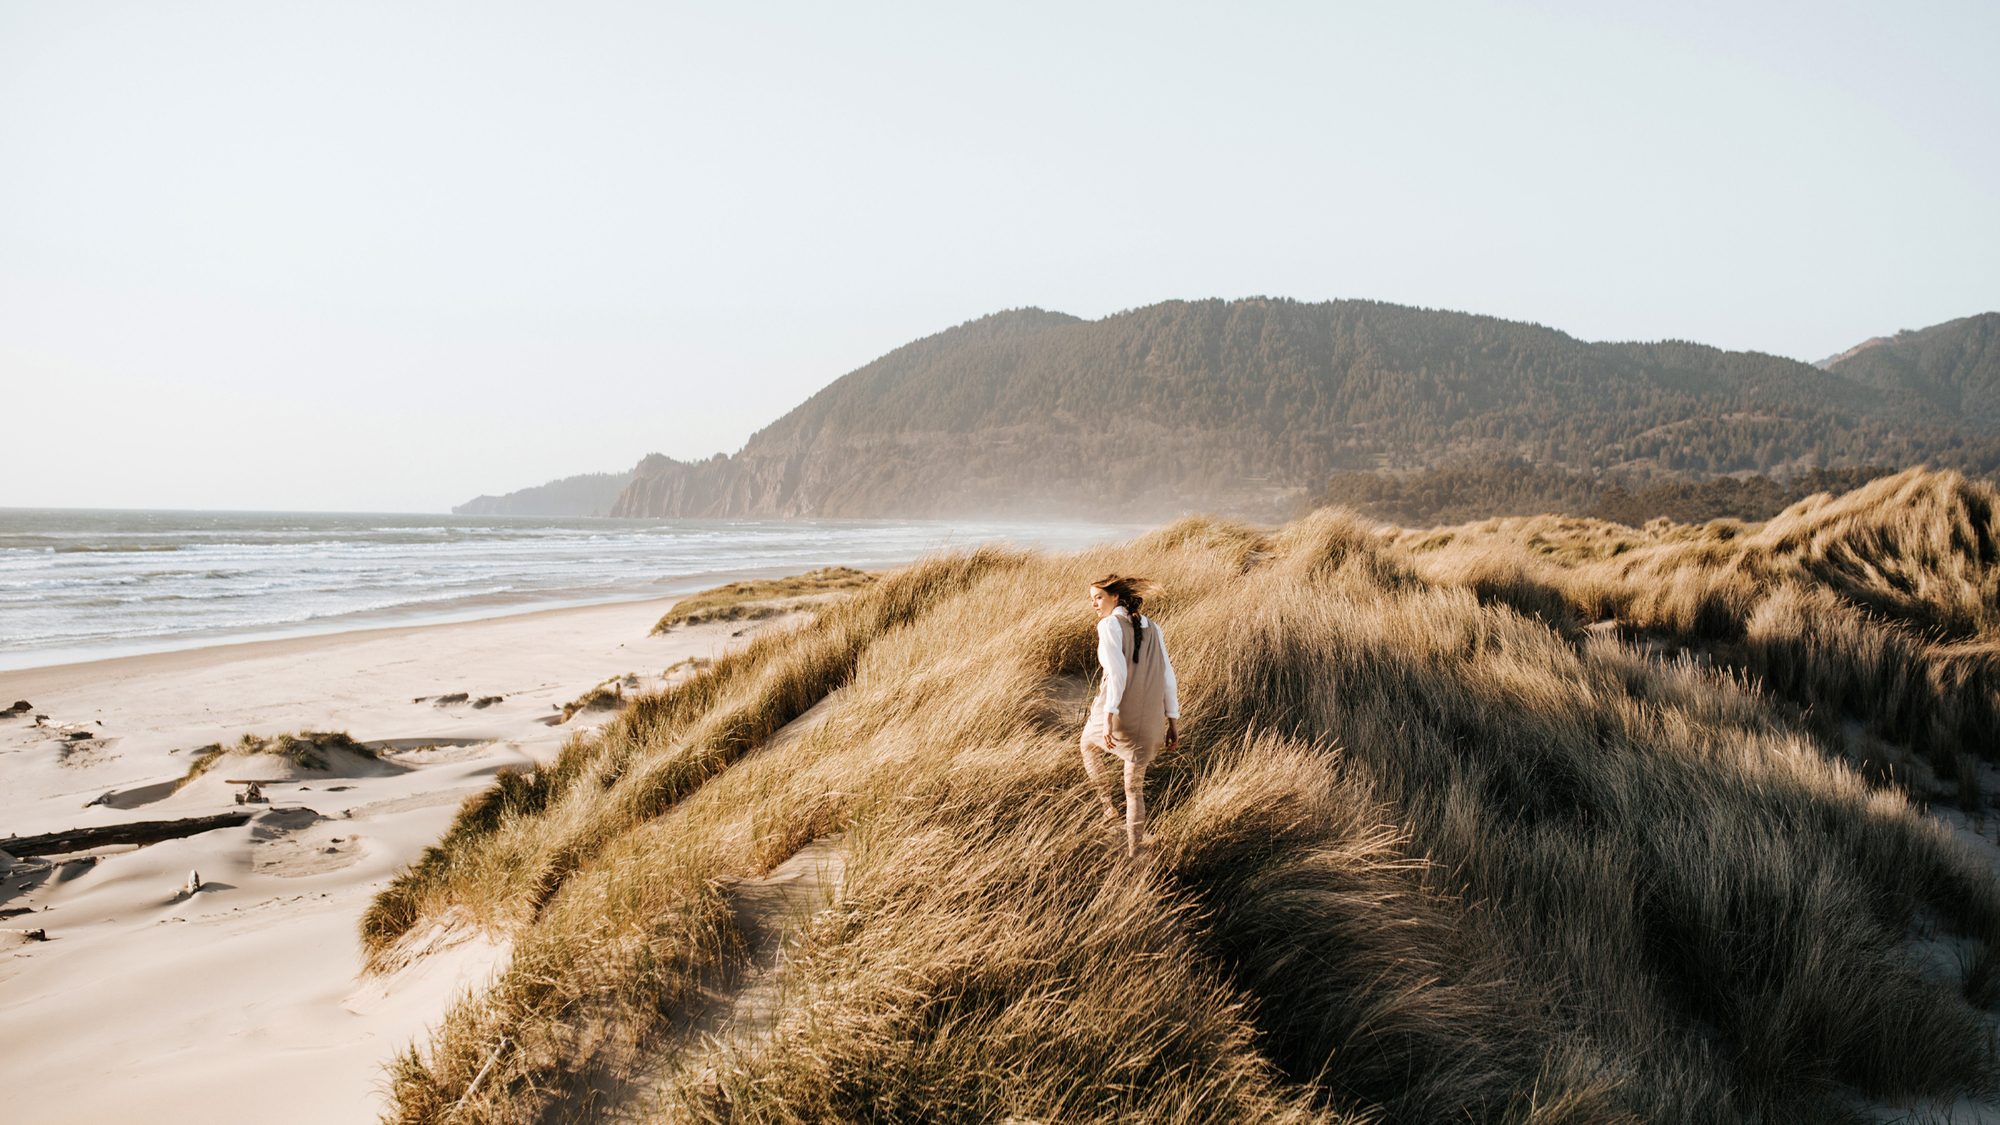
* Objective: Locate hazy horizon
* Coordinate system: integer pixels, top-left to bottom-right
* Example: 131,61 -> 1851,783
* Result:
4,1 -> 1995,512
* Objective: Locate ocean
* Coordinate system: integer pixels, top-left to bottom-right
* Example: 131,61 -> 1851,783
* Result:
0,509 -> 1127,671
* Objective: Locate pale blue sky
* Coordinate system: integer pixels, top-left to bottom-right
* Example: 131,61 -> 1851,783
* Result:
1,1 -> 1994,511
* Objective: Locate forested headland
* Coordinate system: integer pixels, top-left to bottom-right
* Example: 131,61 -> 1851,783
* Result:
456,301 -> 2000,525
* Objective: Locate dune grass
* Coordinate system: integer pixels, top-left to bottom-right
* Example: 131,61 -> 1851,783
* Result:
177,729 -> 371,788
1397,466 -> 2000,808
651,566 -> 878,634
367,469 -> 2000,1123
555,673 -> 640,724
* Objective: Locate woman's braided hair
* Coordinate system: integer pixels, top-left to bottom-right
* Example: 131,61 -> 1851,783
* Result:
1091,574 -> 1159,663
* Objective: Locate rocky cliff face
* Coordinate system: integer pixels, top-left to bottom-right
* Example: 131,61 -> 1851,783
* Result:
607,442 -> 1217,520
608,454 -> 773,518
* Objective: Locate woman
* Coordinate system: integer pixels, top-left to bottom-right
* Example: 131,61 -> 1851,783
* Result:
1080,574 -> 1180,859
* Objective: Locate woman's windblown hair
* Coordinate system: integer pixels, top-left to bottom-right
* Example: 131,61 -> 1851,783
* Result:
1091,574 -> 1161,661
1090,574 -> 1159,616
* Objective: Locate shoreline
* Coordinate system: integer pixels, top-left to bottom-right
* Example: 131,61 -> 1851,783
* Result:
0,510 -> 1131,677
0,590 -> 693,688
0,569 -> 810,677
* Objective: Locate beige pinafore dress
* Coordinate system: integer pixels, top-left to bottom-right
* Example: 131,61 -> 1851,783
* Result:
1082,612 -> 1170,766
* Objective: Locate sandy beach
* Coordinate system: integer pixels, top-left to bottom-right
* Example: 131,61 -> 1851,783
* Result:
0,595 -> 772,1124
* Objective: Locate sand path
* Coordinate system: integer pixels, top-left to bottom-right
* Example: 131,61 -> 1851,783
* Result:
705,833 -> 849,1041
599,832 -> 850,1121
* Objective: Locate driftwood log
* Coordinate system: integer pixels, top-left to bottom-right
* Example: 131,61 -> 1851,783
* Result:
223,779 -> 272,804
0,812 -> 256,857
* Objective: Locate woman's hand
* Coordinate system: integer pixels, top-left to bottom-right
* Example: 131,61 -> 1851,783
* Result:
1107,713 -> 1125,743
1165,718 -> 1180,752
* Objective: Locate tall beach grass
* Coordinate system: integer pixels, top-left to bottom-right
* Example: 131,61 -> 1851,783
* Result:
370,468 -> 2000,1123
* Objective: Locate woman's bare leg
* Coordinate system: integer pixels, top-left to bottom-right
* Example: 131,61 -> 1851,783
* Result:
1080,739 -> 1122,821
1122,757 -> 1148,857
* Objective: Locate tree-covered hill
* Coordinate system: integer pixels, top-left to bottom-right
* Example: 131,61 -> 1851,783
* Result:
1823,312 -> 2000,430
601,299 -> 2000,520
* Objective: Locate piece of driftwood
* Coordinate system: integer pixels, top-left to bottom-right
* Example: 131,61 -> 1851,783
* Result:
223,779 -> 272,804
0,812 -> 255,857
453,1036 -> 510,1113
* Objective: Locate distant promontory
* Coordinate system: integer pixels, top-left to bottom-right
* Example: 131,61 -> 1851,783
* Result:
452,470 -> 634,517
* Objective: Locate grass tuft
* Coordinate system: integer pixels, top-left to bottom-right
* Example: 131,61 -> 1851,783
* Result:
652,566 -> 877,634
556,674 -> 638,723
177,729 -> 371,789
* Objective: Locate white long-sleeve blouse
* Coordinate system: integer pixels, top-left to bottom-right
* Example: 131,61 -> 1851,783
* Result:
1097,604 -> 1180,718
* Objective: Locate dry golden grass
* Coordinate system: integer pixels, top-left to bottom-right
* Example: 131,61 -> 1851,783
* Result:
554,673 -> 639,724
368,470 -> 2000,1123
1398,465 -> 2000,809
651,566 -> 878,634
